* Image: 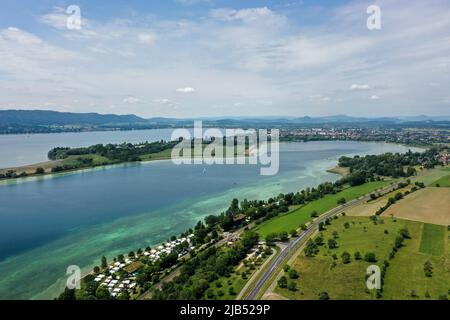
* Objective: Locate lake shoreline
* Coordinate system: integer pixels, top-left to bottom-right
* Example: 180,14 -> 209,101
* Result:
0,141 -> 425,300
0,139 -> 425,184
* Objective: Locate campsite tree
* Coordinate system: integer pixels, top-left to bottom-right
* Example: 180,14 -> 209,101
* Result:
101,256 -> 108,269
96,286 -> 111,300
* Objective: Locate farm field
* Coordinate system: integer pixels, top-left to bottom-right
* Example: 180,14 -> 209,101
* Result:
419,223 -> 446,256
256,181 -> 389,238
383,187 -> 450,226
431,174 -> 450,187
411,166 -> 450,186
346,185 -> 413,217
382,222 -> 449,300
274,216 -> 449,300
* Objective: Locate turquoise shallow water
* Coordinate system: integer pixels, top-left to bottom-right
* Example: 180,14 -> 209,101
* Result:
0,140 -> 422,299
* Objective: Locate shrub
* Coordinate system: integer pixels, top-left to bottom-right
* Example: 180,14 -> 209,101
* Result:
341,251 -> 351,264
424,261 -> 433,277
288,269 -> 299,279
327,239 -> 338,249
364,252 -> 377,262
287,281 -> 297,292
318,292 -> 330,300
278,276 -> 288,288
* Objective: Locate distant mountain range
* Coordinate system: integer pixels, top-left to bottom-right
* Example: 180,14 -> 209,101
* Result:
0,110 -> 144,126
0,110 -> 449,134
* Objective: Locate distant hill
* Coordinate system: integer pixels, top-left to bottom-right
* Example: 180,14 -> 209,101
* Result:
0,110 -> 145,126
0,109 -> 449,134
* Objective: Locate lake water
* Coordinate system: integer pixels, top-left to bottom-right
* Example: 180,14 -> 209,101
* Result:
0,129 -> 181,169
0,132 -> 422,300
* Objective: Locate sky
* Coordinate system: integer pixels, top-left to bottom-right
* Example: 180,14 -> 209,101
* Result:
0,0 -> 449,118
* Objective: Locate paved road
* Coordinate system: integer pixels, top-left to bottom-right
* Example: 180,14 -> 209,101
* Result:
245,183 -> 399,300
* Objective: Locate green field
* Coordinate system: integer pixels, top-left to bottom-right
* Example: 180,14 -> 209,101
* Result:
412,166 -> 450,186
256,181 -> 389,238
139,149 -> 173,161
419,223 -> 446,256
431,174 -> 450,187
62,154 -> 112,167
383,222 -> 449,300
274,216 -> 449,300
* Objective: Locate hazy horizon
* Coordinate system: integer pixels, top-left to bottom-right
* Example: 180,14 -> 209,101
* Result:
1,109 -> 449,120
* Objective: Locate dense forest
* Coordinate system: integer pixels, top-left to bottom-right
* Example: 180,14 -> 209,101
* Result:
338,148 -> 442,183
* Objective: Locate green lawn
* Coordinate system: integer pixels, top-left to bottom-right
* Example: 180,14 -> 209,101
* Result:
419,223 -> 446,256
205,273 -> 245,300
256,181 -> 389,238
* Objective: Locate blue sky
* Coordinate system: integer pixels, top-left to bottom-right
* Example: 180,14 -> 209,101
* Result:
0,0 -> 449,117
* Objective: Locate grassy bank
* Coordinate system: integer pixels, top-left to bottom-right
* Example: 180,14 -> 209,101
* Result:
256,181 -> 389,238
326,166 -> 350,176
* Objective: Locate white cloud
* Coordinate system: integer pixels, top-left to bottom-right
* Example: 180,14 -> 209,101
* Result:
2,1 -> 450,117
123,96 -> 141,104
176,87 -> 196,93
0,27 -> 78,78
38,7 -> 90,30
350,84 -> 371,91
309,94 -> 331,103
138,33 -> 157,45
370,95 -> 380,100
39,11 -> 69,29
210,7 -> 286,26
2,27 -> 42,45
153,98 -> 171,104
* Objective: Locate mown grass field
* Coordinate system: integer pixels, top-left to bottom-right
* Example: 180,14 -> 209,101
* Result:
256,181 -> 389,238
382,222 -> 449,300
412,166 -> 450,186
431,174 -> 450,187
274,216 -> 449,300
419,223 -> 446,256
139,149 -> 173,161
